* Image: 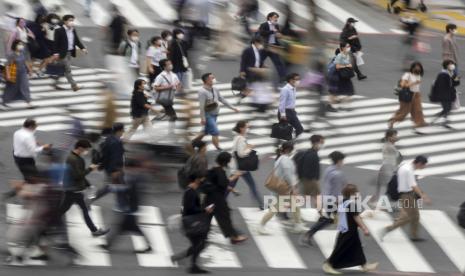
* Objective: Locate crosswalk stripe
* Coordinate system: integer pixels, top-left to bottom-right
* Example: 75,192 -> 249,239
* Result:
420,210 -> 465,273
363,211 -> 434,273
0,115 -> 70,127
66,205 -> 111,266
317,19 -> 341,33
78,0 -> 111,26
143,0 -> 177,22
132,206 -> 176,267
5,0 -> 35,21
109,0 -> 156,28
239,207 -> 307,269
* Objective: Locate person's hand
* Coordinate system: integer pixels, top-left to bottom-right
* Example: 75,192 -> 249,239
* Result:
349,35 -> 357,39
148,67 -> 154,74
276,32 -> 283,39
280,116 -> 287,121
363,227 -> 370,236
111,171 -> 121,183
42,144 -> 52,150
201,119 -> 206,125
346,64 -> 353,68
422,194 -> 432,205
234,108 -> 240,113
81,48 -> 88,55
247,144 -> 255,149
239,72 -> 246,78
234,171 -> 244,177
89,164 -> 99,170
205,205 -> 215,214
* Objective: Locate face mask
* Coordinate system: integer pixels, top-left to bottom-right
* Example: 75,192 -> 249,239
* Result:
452,29 -> 458,34
82,150 -> 89,156
294,80 -> 300,87
166,64 -> 173,71
177,33 -> 184,40
17,44 -> 24,51
166,36 -> 172,41
256,44 -> 264,50
131,36 -> 139,42
51,19 -> 59,24
66,21 -> 75,28
272,19 -> 278,25
244,128 -> 249,134
212,78 -> 217,84
345,47 -> 351,53
448,64 -> 456,71
350,23 -> 355,27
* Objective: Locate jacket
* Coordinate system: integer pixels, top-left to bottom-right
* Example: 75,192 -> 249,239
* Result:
258,21 -> 280,46
53,26 -> 85,59
101,135 -> 125,174
442,35 -> 459,64
240,46 -> 264,82
64,151 -> 91,191
340,26 -> 361,52
431,71 -> 459,102
168,39 -> 189,73
293,149 -> 320,180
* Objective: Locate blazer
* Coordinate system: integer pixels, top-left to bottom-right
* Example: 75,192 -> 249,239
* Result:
101,135 -> 125,175
258,21 -> 280,46
64,151 -> 91,192
53,26 -> 85,59
239,46 -> 264,81
168,39 -> 188,73
431,71 -> 460,102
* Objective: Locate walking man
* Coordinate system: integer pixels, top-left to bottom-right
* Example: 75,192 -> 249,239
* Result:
278,73 -> 304,138
442,23 -> 459,71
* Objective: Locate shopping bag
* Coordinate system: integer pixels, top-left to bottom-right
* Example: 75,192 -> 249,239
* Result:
355,51 -> 364,66
452,95 -> 461,110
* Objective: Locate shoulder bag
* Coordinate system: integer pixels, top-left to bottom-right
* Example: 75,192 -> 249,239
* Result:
182,212 -> 210,237
235,150 -> 259,171
177,41 -> 189,68
156,74 -> 175,106
204,88 -> 219,112
4,62 -> 17,83
264,158 -> 291,195
270,120 -> 293,141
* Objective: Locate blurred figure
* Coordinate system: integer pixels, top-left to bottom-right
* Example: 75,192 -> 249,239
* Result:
399,12 -> 421,70
248,68 -> 274,115
106,5 -> 127,54
160,30 -> 172,56
442,23 -> 459,70
27,14 -> 52,76
7,18 -> 35,57
339,18 -> 366,80
178,139 -> 209,189
333,42 -> 356,111
236,0 -> 258,38
145,36 -> 166,86
84,0 -> 93,17
239,37 -> 265,83
118,29 -> 141,78
125,79 -> 156,139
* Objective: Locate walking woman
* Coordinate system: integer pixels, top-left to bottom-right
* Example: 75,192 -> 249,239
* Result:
388,61 -> 427,133
179,139 -> 209,189
168,29 -> 189,86
205,152 -> 248,244
430,59 -> 460,129
7,18 -> 35,57
322,184 -> 379,275
230,121 -> 263,209
339,18 -> 367,80
145,36 -> 166,86
258,141 -> 306,234
334,42 -> 356,111
3,40 -> 34,109
124,79 -> 156,139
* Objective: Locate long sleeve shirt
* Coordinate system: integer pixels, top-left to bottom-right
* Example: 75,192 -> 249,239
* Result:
198,86 -> 235,120
321,165 -> 347,197
230,135 -> 252,173
64,151 -> 91,192
278,83 -> 297,114
13,128 -> 43,158
442,34 -> 459,64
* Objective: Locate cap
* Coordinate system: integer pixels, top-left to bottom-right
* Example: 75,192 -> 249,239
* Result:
347,17 -> 358,23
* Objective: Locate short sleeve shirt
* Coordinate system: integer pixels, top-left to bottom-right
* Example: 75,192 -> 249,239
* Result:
402,72 -> 421,92
146,46 -> 166,67
397,162 -> 417,192
153,71 -> 180,88
334,53 -> 351,66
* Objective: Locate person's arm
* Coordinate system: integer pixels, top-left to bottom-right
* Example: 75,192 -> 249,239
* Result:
53,28 -> 61,56
74,31 -> 85,50
25,134 -> 44,154
236,136 -> 252,157
353,215 -> 369,236
153,76 -> 173,92
67,156 -> 92,184
198,90 -> 207,121
278,87 -> 288,116
239,49 -> 248,77
334,54 -> 352,69
218,90 -> 238,112
258,23 -> 273,38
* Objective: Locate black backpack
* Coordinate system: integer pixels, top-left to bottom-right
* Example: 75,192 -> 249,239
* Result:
386,173 -> 400,201
458,201 -> 465,229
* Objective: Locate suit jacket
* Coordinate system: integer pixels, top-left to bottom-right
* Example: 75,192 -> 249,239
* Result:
258,21 -> 280,46
442,35 -> 459,64
53,26 -> 85,59
431,71 -> 459,102
101,135 -> 125,175
168,39 -> 188,73
240,46 -> 264,81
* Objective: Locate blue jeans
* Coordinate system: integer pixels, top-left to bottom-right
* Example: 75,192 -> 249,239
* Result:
229,171 -> 263,208
204,113 -> 219,136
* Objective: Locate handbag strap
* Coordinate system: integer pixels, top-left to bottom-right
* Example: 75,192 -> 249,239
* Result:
159,74 -> 173,101
177,40 -> 186,57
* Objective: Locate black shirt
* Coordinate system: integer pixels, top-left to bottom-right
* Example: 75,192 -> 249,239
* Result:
182,187 -> 203,217
130,91 -> 149,118
294,149 -> 320,180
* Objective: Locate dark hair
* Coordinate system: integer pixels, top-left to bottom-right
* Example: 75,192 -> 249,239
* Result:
159,58 -> 170,69
286,73 -> 299,83
385,129 -> 398,140
342,184 -> 358,199
23,118 -> 37,128
62,14 -> 75,22
74,139 -> 92,149
329,151 -> 345,164
133,79 -> 145,93
409,61 -> 424,76
216,152 -> 232,167
46,13 -> 61,23
112,123 -> 125,133
127,29 -> 139,36
11,39 -> 23,51
251,36 -> 264,45
201,73 -> 213,83
233,120 -> 248,133
173,28 -> 184,37
266,12 -> 279,20
150,36 -> 161,45
277,141 -> 294,158
188,173 -> 202,183
310,134 -> 324,144
339,42 -> 349,49
414,155 -> 428,165
161,30 -> 172,39
446,23 -> 457,33
442,59 -> 455,69
191,139 -> 206,151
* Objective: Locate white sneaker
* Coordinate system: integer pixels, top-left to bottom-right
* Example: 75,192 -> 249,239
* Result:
322,262 -> 341,275
257,225 -> 270,235
290,223 -> 308,233
362,262 -> 379,272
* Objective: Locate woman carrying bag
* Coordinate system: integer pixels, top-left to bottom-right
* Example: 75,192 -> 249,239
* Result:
334,42 -> 356,111
229,121 -> 263,209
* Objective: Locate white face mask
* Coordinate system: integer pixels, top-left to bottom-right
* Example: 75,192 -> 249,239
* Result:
51,19 -> 59,24
131,36 -> 139,42
212,78 -> 217,84
17,44 -> 24,51
177,33 -> 184,40
244,128 -> 249,134
66,21 -> 75,28
166,36 -> 172,41
452,29 -> 458,34
448,64 -> 456,71
256,44 -> 264,50
294,80 -> 300,87
345,47 -> 351,53
82,150 -> 89,156
166,64 -> 173,71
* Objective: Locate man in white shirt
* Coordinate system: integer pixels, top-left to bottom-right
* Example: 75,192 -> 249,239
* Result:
380,155 -> 431,242
153,59 -> 181,122
13,119 -> 51,181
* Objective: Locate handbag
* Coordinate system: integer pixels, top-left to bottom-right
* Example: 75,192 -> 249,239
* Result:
156,75 -> 175,106
270,121 -> 293,141
46,61 -> 65,77
231,77 -> 247,91
385,173 -> 400,201
182,212 -> 210,237
4,62 -> 17,83
235,150 -> 259,171
398,87 -> 414,103
27,36 -> 39,54
204,88 -> 218,112
177,41 -> 189,68
452,95 -> 461,110
338,67 -> 355,79
264,167 -> 290,195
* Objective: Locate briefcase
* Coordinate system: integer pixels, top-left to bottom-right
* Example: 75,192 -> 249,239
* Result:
231,77 -> 247,92
270,121 -> 293,141
46,62 -> 65,77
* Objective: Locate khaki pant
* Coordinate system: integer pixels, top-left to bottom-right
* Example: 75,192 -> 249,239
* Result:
125,115 -> 152,139
386,192 -> 420,238
389,92 -> 426,128
300,179 -> 320,196
261,200 -> 302,226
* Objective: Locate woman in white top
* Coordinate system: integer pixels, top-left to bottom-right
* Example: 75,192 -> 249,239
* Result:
229,121 -> 263,209
7,18 -> 35,57
258,141 -> 306,235
146,36 -> 166,86
388,61 -> 427,133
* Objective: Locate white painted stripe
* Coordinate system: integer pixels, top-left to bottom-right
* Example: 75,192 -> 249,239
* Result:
290,0 -> 310,19
31,89 -> 106,98
317,19 -> 340,33
200,218 -> 242,268
239,207 -> 307,269
391,28 -> 407,34
420,210 -> 465,273
4,0 -> 34,20
66,205 -> 111,266
449,175 -> 465,181
79,0 -> 111,26
314,0 -> 380,33
363,211 -> 434,272
0,107 -> 65,119
132,206 -> 176,267
396,130 -> 465,147
110,0 -> 156,28
143,0 -> 177,21
417,163 -> 465,176
0,115 -> 70,127
37,123 -> 72,131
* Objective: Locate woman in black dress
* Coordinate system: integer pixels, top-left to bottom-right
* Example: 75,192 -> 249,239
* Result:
323,184 -> 378,274
205,152 -> 248,244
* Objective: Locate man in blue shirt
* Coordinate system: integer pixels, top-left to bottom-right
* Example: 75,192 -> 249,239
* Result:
278,73 -> 303,137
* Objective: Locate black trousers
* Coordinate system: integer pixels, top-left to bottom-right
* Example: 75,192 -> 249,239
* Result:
262,49 -> 287,81
306,211 -> 335,237
349,51 -> 363,77
58,192 -> 98,233
208,195 -> 238,238
13,156 -> 37,181
161,104 -> 178,121
187,234 -> 207,266
106,213 -> 150,248
278,109 -> 304,137
149,65 -> 162,86
438,101 -> 453,119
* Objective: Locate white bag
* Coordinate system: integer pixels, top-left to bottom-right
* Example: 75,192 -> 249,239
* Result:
355,51 -> 364,66
167,214 -> 182,231
182,56 -> 189,69
452,95 -> 461,110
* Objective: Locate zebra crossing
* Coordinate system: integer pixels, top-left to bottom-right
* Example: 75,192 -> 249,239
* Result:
5,203 -> 465,273
2,0 -> 405,35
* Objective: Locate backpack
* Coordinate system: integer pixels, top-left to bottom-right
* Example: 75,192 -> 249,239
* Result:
91,140 -> 106,170
385,173 -> 400,201
458,201 -> 465,229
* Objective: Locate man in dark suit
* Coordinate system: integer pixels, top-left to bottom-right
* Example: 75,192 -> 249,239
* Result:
53,14 -> 87,92
240,37 -> 265,82
258,12 -> 287,82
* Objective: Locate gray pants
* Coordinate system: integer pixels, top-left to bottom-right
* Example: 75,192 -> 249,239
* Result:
58,52 -> 77,87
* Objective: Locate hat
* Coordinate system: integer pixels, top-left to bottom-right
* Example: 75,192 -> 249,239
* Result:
347,18 -> 358,23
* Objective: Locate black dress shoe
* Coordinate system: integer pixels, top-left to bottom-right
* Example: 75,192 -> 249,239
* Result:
357,74 -> 367,80
326,104 -> 338,112
410,237 -> 427,242
134,246 -> 152,254
189,265 -> 210,274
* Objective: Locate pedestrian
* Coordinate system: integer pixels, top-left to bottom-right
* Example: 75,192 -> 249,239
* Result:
205,152 -> 248,244
153,59 -> 181,122
44,13 -> 61,56
293,135 -> 324,207
58,139 -> 109,236
160,30 -> 172,55
168,28 -> 189,87
84,0 -> 93,17
27,14 -> 52,76
399,12 -> 421,70
12,119 -> 51,182
7,18 -> 35,57
380,155 -> 432,242
107,5 -> 127,54
146,36 -> 166,86
258,12 -> 287,82
258,141 -> 306,234
388,61 -> 427,133
248,69 -> 274,114
171,173 -> 214,274
300,151 -> 348,246
196,73 -> 239,150
278,73 -> 304,138
2,39 -> 34,108
236,0 -> 258,37
53,14 -> 87,91
339,18 -> 367,81
334,42 -> 356,111
229,121 -> 263,209
239,37 -> 265,83
118,29 -> 141,78
185,139 -> 209,178
322,184 -> 379,274
430,60 -> 460,128
124,79 -> 156,139
442,23 -> 459,69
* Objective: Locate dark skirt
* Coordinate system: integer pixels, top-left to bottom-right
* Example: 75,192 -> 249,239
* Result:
327,229 -> 367,269
335,78 -> 355,96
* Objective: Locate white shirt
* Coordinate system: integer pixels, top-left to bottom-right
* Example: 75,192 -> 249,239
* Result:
252,44 -> 260,68
153,70 -> 180,87
267,21 -> 277,44
397,162 -> 417,192
64,25 -> 74,51
16,27 -> 28,43
13,128 -> 43,158
128,41 -> 139,68
402,72 -> 421,93
146,45 -> 166,67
